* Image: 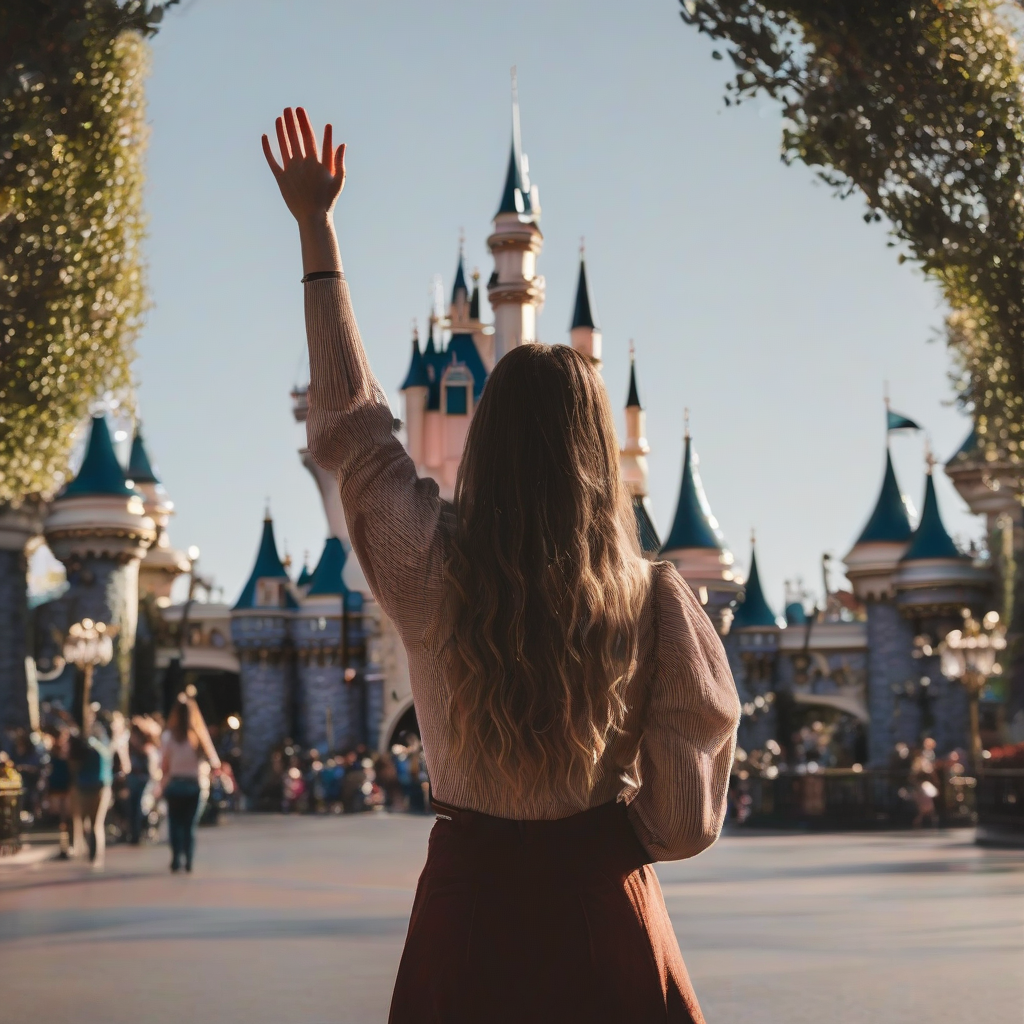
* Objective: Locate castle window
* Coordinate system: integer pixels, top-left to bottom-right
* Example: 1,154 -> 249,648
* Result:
445,385 -> 468,415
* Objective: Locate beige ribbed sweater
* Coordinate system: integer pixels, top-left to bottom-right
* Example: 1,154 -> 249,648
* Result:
303,275 -> 740,861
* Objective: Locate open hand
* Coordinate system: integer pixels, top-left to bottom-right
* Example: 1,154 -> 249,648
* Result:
263,107 -> 346,225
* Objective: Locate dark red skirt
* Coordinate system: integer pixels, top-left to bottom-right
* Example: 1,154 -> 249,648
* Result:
388,799 -> 705,1024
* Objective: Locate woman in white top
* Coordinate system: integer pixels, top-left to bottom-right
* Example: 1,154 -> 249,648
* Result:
161,691 -> 220,873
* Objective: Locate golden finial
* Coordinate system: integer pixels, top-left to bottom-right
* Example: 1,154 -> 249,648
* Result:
458,227 -> 465,254
264,498 -> 271,522
925,436 -> 936,474
684,407 -> 690,440
629,338 -> 635,361
750,527 -> 756,546
580,236 -> 586,257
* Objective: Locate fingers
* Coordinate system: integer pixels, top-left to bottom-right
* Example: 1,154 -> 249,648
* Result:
275,117 -> 291,166
322,123 -> 333,172
284,107 -> 303,161
297,107 -> 319,161
261,134 -> 283,178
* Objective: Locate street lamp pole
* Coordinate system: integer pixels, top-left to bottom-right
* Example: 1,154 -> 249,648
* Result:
63,619 -> 116,733
939,610 -> 1006,775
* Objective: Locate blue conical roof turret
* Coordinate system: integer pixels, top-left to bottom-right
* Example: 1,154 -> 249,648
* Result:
855,449 -> 913,544
732,544 -> 779,629
901,473 -> 962,562
496,71 -> 535,221
633,497 -> 660,556
400,329 -> 430,390
64,415 -> 135,498
306,537 -> 351,597
661,433 -> 724,553
947,426 -> 979,465
626,356 -> 641,410
234,514 -> 292,609
571,258 -> 597,330
452,252 -> 468,303
127,427 -> 160,485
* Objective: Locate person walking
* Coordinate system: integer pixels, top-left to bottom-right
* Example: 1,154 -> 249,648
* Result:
160,692 -> 220,873
263,107 -> 740,1024
44,727 -> 74,858
70,711 -> 126,869
126,719 -> 161,844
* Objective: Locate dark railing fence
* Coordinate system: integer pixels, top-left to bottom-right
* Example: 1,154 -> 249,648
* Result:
976,769 -> 1024,846
732,769 -> 976,830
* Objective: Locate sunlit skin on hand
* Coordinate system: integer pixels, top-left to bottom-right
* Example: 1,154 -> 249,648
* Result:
262,106 -> 345,275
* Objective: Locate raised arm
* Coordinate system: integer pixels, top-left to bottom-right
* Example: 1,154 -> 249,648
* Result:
262,109 -> 445,638
628,563 -> 741,862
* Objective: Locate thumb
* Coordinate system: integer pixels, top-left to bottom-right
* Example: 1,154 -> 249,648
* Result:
335,143 -> 347,186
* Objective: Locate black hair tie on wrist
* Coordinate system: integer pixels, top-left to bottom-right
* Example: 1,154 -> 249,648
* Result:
301,270 -> 343,283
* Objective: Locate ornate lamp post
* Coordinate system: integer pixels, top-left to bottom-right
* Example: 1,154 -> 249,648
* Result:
63,619 -> 115,732
938,610 -> 1006,774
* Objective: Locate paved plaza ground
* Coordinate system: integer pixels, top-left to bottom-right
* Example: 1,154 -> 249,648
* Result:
0,815 -> 1021,1023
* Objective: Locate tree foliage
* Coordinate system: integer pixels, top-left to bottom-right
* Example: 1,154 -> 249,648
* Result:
679,0 -> 1024,464
0,1 -> 178,504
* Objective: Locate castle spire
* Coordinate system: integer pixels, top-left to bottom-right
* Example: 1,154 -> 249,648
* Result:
661,431 -> 724,554
127,426 -> 160,485
569,247 -> 601,366
732,538 -> 779,630
626,341 -> 641,409
901,464 -> 961,562
64,415 -> 135,498
855,448 -> 913,545
233,513 -> 292,610
488,68 -> 545,360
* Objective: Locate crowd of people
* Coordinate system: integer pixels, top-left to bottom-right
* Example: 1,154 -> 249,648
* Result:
249,734 -> 430,816
727,731 -> 974,826
0,695 -> 432,871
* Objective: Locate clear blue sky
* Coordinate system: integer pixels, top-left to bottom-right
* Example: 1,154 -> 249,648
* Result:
130,0 -> 979,611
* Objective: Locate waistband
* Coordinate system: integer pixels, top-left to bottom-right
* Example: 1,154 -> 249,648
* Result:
429,797 -> 653,868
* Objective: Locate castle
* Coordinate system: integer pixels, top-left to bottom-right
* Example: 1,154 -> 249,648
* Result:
2,88 -> 1017,791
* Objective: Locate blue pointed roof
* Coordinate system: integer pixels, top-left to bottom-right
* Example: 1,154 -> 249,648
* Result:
233,516 -> 294,610
660,435 -> 724,553
571,258 -> 596,330
63,415 -> 135,498
947,426 -> 979,465
452,254 -> 468,302
785,602 -> 808,626
127,428 -> 159,484
400,332 -> 430,390
901,473 -> 963,562
732,547 -> 779,630
626,358 -> 641,409
633,496 -> 660,555
297,559 -> 312,587
469,276 -> 480,320
856,449 -> 913,544
497,139 -> 534,218
306,537 -> 350,597
446,335 -> 488,400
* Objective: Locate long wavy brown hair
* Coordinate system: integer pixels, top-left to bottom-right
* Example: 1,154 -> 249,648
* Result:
437,344 -> 650,805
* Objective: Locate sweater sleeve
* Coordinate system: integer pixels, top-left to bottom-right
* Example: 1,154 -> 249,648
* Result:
627,562 -> 741,862
302,276 -> 445,639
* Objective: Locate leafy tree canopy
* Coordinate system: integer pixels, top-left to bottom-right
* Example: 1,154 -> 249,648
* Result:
0,1 -> 178,504
680,0 -> 1024,465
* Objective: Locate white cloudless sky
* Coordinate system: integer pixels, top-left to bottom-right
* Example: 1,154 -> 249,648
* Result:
129,0 -> 980,610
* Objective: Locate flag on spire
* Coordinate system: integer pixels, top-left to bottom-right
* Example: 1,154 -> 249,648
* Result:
887,409 -> 921,432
